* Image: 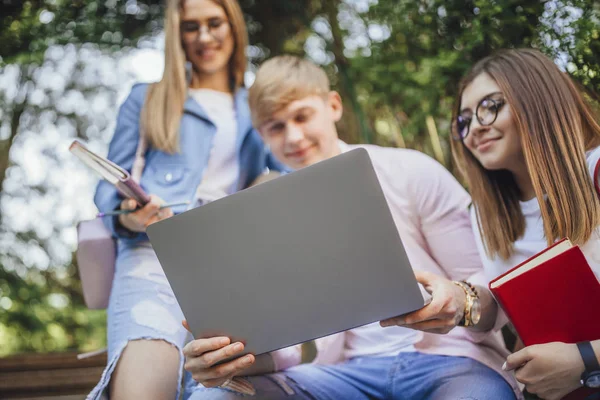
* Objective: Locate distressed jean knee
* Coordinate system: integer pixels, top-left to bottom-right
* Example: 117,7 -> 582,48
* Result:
124,263 -> 183,335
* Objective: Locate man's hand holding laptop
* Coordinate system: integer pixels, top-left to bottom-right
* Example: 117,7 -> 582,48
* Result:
182,320 -> 269,395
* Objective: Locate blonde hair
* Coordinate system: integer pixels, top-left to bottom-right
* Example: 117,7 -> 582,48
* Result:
451,48 -> 600,259
141,0 -> 248,153
248,55 -> 330,128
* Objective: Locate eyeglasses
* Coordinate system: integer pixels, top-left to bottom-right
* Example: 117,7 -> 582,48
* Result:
454,92 -> 506,141
180,18 -> 230,43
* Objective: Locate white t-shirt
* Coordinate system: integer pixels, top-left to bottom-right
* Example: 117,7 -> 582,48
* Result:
471,146 -> 600,284
189,89 -> 239,204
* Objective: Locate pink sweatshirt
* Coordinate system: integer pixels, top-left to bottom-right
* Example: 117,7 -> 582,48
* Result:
270,142 -> 522,399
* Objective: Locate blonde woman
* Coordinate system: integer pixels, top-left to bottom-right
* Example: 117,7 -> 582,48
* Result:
385,49 -> 600,400
88,1 -> 283,399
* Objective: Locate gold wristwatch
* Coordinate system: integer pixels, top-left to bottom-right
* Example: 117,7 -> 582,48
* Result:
453,281 -> 481,327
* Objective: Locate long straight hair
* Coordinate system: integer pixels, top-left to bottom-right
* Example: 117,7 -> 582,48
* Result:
141,0 -> 248,153
451,48 -> 600,259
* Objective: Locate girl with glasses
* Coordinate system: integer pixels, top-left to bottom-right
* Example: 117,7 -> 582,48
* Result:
452,48 -> 600,400
389,48 -> 600,400
88,1 -> 284,399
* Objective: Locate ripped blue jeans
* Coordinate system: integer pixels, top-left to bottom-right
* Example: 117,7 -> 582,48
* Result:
87,241 -> 191,400
187,352 -> 517,400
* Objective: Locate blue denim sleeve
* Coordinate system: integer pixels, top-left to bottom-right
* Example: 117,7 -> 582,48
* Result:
93,83 -> 148,241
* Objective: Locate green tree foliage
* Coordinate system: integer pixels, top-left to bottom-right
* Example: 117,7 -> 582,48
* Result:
539,0 -> 600,98
0,0 -> 164,65
333,0 -> 548,159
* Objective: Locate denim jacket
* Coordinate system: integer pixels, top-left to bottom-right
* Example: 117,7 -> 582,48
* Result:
94,83 -> 284,243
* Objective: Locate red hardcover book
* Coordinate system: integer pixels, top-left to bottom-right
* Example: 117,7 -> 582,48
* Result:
489,238 -> 600,400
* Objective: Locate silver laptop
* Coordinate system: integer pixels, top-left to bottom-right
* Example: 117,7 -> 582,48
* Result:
147,148 -> 426,358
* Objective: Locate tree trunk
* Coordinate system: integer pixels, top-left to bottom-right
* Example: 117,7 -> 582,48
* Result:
323,1 -> 372,144
0,102 -> 24,194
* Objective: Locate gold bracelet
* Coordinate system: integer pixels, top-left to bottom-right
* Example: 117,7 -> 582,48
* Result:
453,281 -> 474,327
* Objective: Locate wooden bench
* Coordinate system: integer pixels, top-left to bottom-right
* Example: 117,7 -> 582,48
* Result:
0,351 -> 106,399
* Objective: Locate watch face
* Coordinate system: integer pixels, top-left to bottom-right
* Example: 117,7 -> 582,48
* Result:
585,372 -> 600,388
471,299 -> 482,325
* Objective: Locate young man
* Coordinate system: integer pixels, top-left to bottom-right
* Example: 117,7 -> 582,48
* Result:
184,56 -> 521,400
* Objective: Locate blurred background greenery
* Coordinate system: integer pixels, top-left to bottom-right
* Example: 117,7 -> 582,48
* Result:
0,0 -> 599,356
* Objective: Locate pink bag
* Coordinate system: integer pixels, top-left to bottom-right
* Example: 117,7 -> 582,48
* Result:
76,137 -> 147,309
